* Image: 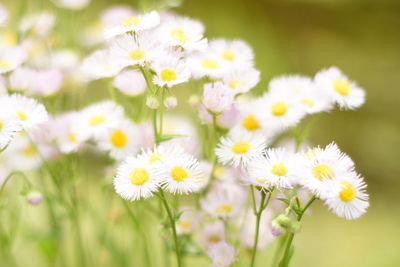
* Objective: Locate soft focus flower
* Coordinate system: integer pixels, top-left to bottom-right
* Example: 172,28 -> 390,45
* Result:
207,242 -> 235,267
113,70 -> 146,96
52,0 -> 91,10
202,82 -> 234,114
0,46 -> 27,74
26,191 -> 43,206
152,54 -> 190,88
199,221 -> 226,247
8,94 -> 48,130
82,49 -> 125,81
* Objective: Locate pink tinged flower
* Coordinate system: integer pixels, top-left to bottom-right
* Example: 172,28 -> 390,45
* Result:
207,242 -> 235,267
113,70 -> 146,97
202,82 -> 234,114
26,191 -> 43,205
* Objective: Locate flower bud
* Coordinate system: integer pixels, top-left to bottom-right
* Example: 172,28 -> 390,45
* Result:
188,95 -> 200,108
164,96 -> 178,110
271,220 -> 285,236
275,214 -> 292,228
26,191 -> 43,206
202,82 -> 234,113
146,96 -> 159,109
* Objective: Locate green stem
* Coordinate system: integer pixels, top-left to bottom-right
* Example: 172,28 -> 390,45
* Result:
278,196 -> 317,267
159,88 -> 166,139
158,190 -> 182,267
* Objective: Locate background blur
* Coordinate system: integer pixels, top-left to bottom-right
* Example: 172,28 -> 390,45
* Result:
2,0 -> 400,266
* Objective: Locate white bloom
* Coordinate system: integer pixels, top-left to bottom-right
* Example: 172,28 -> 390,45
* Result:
0,46 -> 27,74
176,206 -> 201,235
222,67 -> 260,95
113,70 -> 146,96
0,97 -> 21,149
96,119 -> 140,161
158,16 -> 207,51
114,155 -> 163,201
105,11 -> 160,38
100,6 -> 135,28
201,182 -> 246,219
187,51 -> 227,79
82,49 -> 125,81
207,242 -> 235,267
247,148 -> 299,189
199,221 -> 226,247
8,94 -> 48,130
202,82 -> 234,114
314,66 -> 365,110
209,39 -> 254,68
152,55 -> 190,88
160,151 -> 206,194
80,100 -> 125,137
139,142 -> 186,166
297,143 -> 356,198
324,174 -> 369,220
52,0 -> 91,10
4,133 -> 42,170
19,12 -> 55,38
215,131 -> 267,168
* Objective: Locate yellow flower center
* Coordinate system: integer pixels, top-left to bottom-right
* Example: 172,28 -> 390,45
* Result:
160,68 -> 177,82
178,220 -> 192,230
333,78 -> 351,95
16,110 -> 29,121
301,98 -> 315,107
0,120 -> 3,130
68,133 -> 77,143
214,167 -> 225,178
216,204 -> 233,215
122,16 -> 140,27
129,168 -> 149,185
129,49 -> 146,61
208,235 -> 222,243
89,114 -> 106,126
271,162 -> 288,176
170,28 -> 189,42
228,79 -> 243,89
200,59 -> 218,69
171,166 -> 189,182
149,153 -> 163,164
312,164 -> 334,180
271,102 -> 288,116
22,145 -> 36,157
0,31 -> 17,47
242,114 -> 260,131
110,130 -> 127,148
339,181 -> 356,202
221,49 -> 235,61
231,141 -> 251,154
0,59 -> 11,69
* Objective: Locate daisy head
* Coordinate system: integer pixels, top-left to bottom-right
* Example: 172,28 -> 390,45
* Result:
209,38 -> 254,68
297,142 -> 356,198
152,54 -> 190,88
187,51 -> 227,79
323,174 -> 369,220
113,70 -> 147,97
4,133 -> 42,170
207,242 -> 235,267
8,94 -> 48,130
314,66 -> 365,110
176,206 -> 202,235
82,49 -> 125,81
202,81 -> 235,114
160,151 -> 206,194
247,148 -> 299,190
0,46 -> 27,74
199,221 -> 226,248
114,155 -> 162,201
215,131 -> 267,168
222,66 -> 260,95
0,97 -> 21,149
105,10 -> 160,38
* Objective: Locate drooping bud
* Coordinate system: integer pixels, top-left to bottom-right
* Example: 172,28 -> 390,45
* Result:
26,191 -> 43,206
146,96 -> 159,109
271,220 -> 285,236
164,96 -> 178,110
188,95 -> 200,108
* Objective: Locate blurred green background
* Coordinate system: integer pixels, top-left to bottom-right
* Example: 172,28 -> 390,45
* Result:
2,0 -> 400,266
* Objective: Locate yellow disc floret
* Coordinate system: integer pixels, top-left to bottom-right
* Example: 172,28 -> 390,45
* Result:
171,166 -> 189,182
110,130 -> 127,148
312,164 -> 334,180
130,168 -> 149,185
171,28 -> 189,42
221,49 -> 235,61
271,102 -> 288,116
122,16 -> 140,27
242,114 -> 260,131
129,49 -> 146,61
161,68 -> 177,82
271,162 -> 288,176
231,141 -> 251,154
216,203 -> 233,216
16,110 -> 29,121
339,181 -> 356,202
89,114 -> 106,126
0,60 -> 11,70
333,78 -> 351,96
200,59 -> 218,69
149,153 -> 163,164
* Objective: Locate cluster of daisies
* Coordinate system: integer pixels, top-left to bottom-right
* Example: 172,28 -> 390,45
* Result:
0,3 -> 370,267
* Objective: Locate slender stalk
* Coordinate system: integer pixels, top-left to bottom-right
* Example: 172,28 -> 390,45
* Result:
157,190 -> 182,267
278,196 -> 317,267
159,88 -> 166,139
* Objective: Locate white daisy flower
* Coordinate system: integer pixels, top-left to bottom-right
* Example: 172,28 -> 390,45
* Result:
0,3 -> 8,27
96,119 -> 140,161
53,112 -> 89,154
105,10 -> 160,38
297,143 -> 356,198
324,174 -> 369,220
222,67 -> 260,95
152,55 -> 190,88
158,16 -> 207,51
176,206 -> 202,235
215,131 -> 267,168
260,91 -> 306,130
199,221 -> 226,248
200,182 -> 246,220
0,97 -> 21,149
18,12 -> 55,38
314,66 -> 365,110
202,81 -> 235,114
187,51 -> 227,79
269,75 -> 333,114
114,155 -> 162,201
113,70 -> 146,96
8,94 -> 48,130
4,133 -> 42,170
80,100 -> 125,137
247,148 -> 299,189
0,46 -> 27,74
139,142 -> 186,166
160,151 -> 206,194
209,38 -> 254,68
82,49 -> 125,81
207,242 -> 235,267
52,0 -> 91,10
110,33 -> 163,67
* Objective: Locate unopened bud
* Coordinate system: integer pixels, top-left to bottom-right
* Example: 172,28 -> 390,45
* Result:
164,96 -> 178,110
275,214 -> 292,228
146,96 -> 159,109
271,220 -> 285,236
26,191 -> 43,206
188,95 -> 200,108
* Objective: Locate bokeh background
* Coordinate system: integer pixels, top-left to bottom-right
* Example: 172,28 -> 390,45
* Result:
2,0 -> 400,266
